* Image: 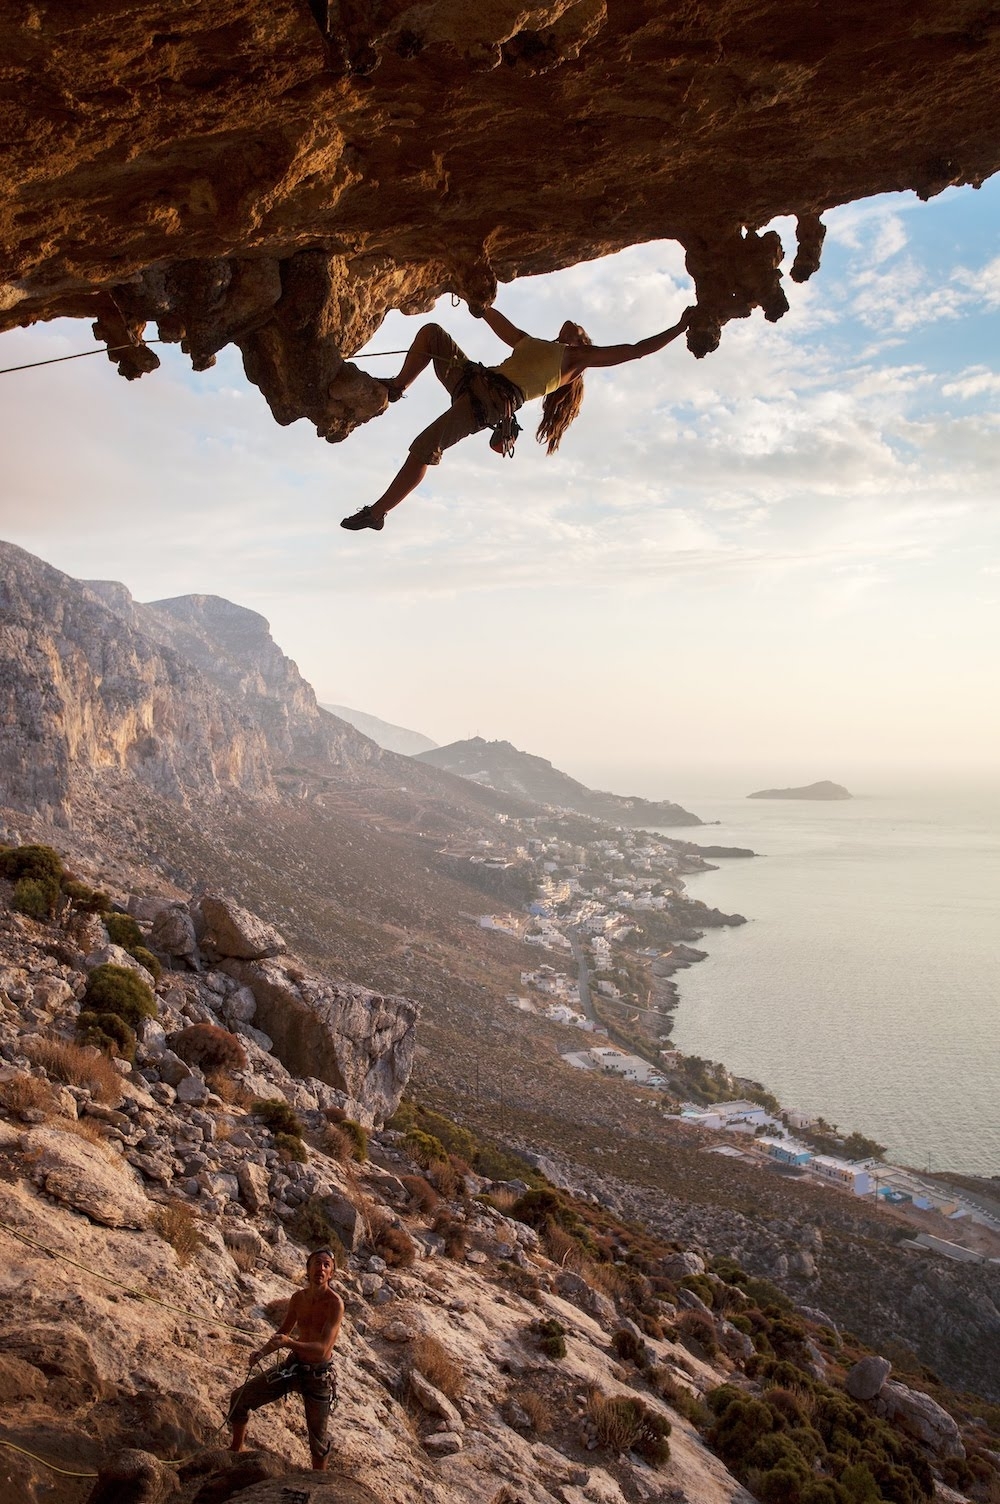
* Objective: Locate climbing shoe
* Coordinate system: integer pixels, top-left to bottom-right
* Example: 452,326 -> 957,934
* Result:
340,506 -> 385,531
377,378 -> 404,403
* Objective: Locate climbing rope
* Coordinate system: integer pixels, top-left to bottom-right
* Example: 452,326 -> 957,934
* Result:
0,343 -> 417,377
0,1218 -> 257,1335
0,1355 -> 267,1480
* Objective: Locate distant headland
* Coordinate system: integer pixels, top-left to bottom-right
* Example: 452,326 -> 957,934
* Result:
748,780 -> 852,801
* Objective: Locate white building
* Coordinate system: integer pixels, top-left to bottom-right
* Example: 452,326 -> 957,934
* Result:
811,1156 -> 873,1196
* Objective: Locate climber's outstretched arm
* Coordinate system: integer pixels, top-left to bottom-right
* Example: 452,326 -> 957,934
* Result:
469,302 -> 527,348
566,307 -> 695,377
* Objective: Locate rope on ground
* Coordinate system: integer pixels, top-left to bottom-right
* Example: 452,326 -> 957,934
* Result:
0,1357 -> 264,1479
0,1438 -> 98,1479
0,1219 -> 257,1335
0,343 -> 415,376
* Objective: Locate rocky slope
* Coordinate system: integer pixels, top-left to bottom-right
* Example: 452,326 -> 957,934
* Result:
416,738 -> 700,827
1,862 -> 996,1504
2,3 -> 999,442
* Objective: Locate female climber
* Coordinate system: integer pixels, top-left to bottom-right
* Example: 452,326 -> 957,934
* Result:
339,299 -> 694,532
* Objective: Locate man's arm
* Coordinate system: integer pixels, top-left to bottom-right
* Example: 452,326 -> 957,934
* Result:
567,308 -> 694,375
469,302 -> 527,349
252,1293 -> 301,1365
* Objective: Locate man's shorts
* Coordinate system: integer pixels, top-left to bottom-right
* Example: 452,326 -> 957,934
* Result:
230,1359 -> 336,1457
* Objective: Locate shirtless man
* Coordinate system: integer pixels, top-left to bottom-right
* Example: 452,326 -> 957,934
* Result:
229,1247 -> 344,1470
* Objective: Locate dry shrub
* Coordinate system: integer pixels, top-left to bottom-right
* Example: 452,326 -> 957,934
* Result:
409,1334 -> 463,1399
428,1157 -> 461,1201
676,1309 -> 718,1357
514,1386 -> 552,1434
228,1241 -> 258,1273
584,1259 -> 630,1299
544,1221 -> 585,1269
587,1389 -> 671,1464
500,1260 -> 542,1305
368,1208 -> 416,1268
0,1073 -> 56,1117
153,1202 -> 204,1266
59,1116 -> 120,1158
402,1174 -> 441,1216
486,1187 -> 518,1214
22,1037 -> 123,1106
432,1210 -> 467,1260
171,1024 -> 247,1077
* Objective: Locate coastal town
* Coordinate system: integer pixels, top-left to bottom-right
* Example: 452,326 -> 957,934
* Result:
443,811 -> 1000,1263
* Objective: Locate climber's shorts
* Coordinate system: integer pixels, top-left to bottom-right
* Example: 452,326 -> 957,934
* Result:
407,323 -> 521,466
230,1358 -> 337,1458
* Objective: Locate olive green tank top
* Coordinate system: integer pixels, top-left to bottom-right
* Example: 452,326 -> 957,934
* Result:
492,337 -> 566,402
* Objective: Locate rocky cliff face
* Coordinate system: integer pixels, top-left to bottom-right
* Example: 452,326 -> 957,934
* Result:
87,584 -> 383,778
0,542 -> 275,824
2,2 -> 998,442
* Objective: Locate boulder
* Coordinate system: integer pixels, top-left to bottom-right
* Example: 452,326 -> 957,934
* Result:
555,1270 -> 616,1324
25,1125 -> 150,1228
84,1448 -> 177,1504
662,1251 -> 705,1279
236,1162 -> 270,1215
198,896 -> 287,960
879,1381 -> 966,1458
222,957 -> 418,1123
150,906 -> 200,962
195,1474 -> 386,1503
409,1368 -> 464,1431
846,1355 -> 892,1400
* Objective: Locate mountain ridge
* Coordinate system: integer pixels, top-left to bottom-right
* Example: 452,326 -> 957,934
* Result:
416,736 -> 701,827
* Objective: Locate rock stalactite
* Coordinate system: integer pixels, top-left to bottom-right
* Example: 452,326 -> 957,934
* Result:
2,1 -> 999,439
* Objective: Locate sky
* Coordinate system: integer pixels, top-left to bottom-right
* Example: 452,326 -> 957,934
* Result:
2,180 -> 999,801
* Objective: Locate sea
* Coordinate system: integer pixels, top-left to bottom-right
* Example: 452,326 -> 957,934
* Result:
650,789 -> 1000,1177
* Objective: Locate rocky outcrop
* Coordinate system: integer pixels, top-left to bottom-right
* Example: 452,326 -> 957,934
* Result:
3,3 -> 999,442
223,957 -> 418,1124
24,1124 -> 151,1228
197,894 -> 288,962
845,1355 -> 893,1401
0,541 -> 274,822
879,1382 -> 967,1459
87,587 -> 384,779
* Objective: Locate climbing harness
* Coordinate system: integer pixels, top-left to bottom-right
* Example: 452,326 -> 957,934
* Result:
452,361 -> 525,458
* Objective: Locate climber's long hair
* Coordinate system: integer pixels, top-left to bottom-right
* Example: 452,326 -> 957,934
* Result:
536,324 -> 592,455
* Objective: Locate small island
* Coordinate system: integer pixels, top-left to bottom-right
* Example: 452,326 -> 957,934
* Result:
748,780 -> 852,801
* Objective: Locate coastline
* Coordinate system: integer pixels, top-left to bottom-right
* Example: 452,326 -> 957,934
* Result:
652,795 -> 1000,1181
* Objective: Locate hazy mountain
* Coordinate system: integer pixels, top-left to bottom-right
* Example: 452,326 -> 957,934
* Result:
321,703 -> 438,757
415,736 -> 701,826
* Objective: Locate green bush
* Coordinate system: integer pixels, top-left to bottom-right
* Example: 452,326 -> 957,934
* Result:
0,843 -> 63,885
130,946 -> 162,983
532,1317 -> 567,1360
83,964 -> 156,1027
588,1393 -> 671,1464
61,879 -> 112,913
405,1127 -> 448,1167
252,1098 -> 304,1137
275,1132 -> 308,1163
76,1009 -> 137,1062
12,876 -> 58,920
104,913 -> 145,950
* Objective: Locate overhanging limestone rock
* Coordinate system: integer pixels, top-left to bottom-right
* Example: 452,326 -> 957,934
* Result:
2,2 -> 999,439
222,957 -> 418,1123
